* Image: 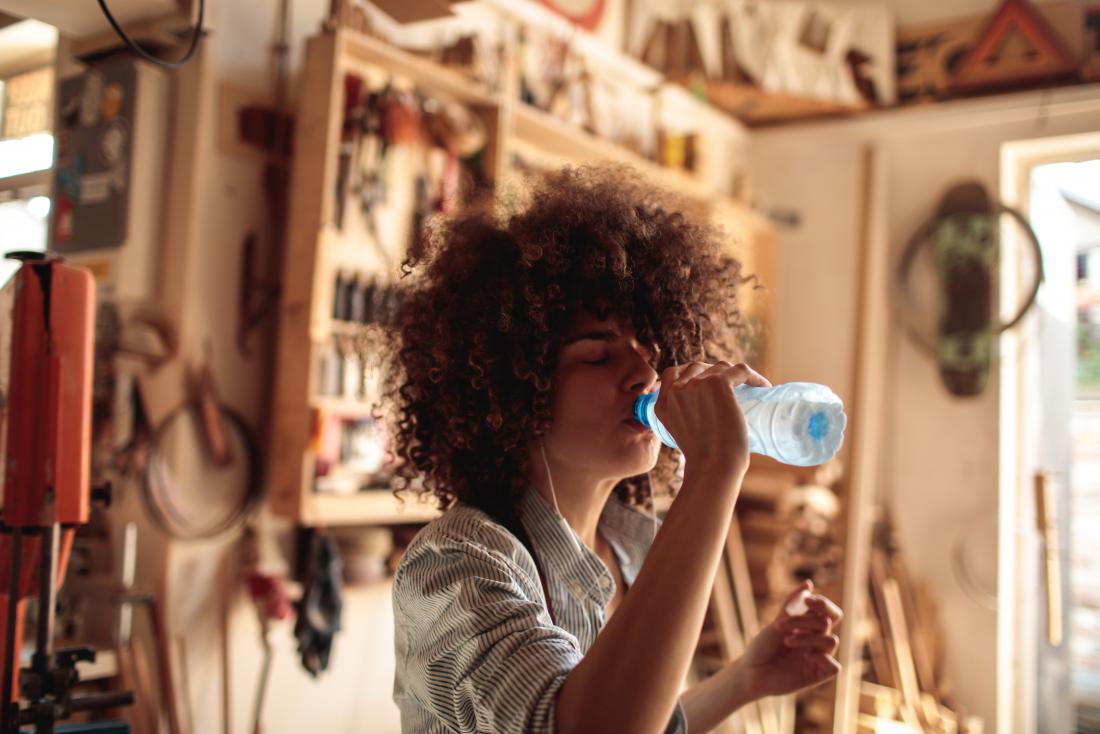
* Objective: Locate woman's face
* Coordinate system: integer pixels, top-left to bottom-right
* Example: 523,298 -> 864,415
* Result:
540,311 -> 662,484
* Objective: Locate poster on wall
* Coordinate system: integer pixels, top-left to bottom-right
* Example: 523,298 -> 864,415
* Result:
626,0 -> 896,125
51,59 -> 135,253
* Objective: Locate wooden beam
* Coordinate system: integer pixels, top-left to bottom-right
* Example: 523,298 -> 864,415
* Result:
728,516 -> 783,734
69,11 -> 195,60
710,556 -> 765,734
833,144 -> 891,734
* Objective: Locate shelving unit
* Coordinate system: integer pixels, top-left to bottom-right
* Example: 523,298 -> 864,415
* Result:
267,26 -> 777,527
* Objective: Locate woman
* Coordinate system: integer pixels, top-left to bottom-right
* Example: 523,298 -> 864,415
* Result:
386,165 -> 843,733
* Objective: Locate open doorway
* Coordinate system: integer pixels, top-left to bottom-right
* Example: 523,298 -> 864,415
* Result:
1000,140 -> 1100,734
1028,157 -> 1100,733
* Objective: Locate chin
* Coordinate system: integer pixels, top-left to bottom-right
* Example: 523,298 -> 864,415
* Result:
613,443 -> 660,474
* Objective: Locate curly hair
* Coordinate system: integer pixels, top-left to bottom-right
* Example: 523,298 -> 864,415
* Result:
383,164 -> 753,525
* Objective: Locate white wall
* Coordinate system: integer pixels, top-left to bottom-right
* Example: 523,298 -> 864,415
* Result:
138,1 -> 412,732
749,83 -> 1100,730
33,0 -> 1098,729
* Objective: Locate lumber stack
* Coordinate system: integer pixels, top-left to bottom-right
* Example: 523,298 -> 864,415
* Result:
691,457 -> 844,733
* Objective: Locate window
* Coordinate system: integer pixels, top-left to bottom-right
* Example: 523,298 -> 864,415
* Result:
0,16 -> 60,281
0,61 -> 57,278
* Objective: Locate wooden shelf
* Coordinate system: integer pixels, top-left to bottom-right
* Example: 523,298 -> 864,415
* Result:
337,28 -> 497,107
305,490 -> 440,526
686,77 -> 869,127
511,102 -> 703,200
268,26 -> 778,527
311,395 -> 377,415
509,102 -> 771,242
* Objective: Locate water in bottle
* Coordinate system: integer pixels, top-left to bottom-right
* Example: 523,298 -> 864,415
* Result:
632,381 -> 847,467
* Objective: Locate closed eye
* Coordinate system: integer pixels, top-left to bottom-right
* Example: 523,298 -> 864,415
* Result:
583,357 -> 610,365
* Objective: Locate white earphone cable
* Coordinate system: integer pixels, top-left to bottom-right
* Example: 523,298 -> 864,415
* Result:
539,440 -> 588,558
538,440 -> 661,556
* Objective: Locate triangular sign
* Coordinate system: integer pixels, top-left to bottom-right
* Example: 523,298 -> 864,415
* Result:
949,0 -> 1078,93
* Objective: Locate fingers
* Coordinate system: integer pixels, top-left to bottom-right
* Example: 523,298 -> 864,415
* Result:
809,655 -> 841,684
783,632 -> 840,655
777,581 -> 844,636
781,613 -> 830,635
660,362 -> 711,389
808,594 -> 844,629
701,361 -> 771,389
736,362 -> 772,388
779,580 -> 813,619
663,361 -> 772,390
781,579 -> 814,607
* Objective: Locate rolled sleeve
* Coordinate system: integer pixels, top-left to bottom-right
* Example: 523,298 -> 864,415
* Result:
666,700 -> 688,734
394,531 -> 583,733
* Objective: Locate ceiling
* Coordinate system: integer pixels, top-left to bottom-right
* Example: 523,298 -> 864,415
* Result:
0,0 -> 185,38
0,18 -> 56,77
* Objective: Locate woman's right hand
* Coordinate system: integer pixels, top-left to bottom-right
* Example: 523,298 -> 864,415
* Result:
652,361 -> 771,476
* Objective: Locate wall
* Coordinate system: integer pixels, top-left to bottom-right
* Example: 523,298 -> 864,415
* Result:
45,0 -> 1099,730
133,1 -> 411,732
749,83 -> 1100,730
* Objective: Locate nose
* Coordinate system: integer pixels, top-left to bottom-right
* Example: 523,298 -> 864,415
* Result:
623,343 -> 659,395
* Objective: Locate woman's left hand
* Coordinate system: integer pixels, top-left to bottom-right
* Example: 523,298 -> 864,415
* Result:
734,580 -> 843,699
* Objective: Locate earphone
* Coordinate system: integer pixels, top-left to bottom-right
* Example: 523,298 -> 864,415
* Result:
537,439 -> 660,564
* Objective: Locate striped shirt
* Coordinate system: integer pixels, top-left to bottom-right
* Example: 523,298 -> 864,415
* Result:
393,484 -> 689,733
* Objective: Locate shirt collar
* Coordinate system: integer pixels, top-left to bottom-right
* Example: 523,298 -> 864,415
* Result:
517,484 -> 658,606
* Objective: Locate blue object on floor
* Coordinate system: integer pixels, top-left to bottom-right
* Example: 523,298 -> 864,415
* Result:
20,722 -> 130,734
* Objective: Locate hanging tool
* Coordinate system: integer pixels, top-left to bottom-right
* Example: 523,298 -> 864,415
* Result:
243,527 -> 292,734
335,74 -> 365,229
293,530 -> 343,677
1035,471 -> 1063,646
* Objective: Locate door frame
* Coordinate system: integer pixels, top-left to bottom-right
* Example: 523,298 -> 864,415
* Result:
999,131 -> 1100,734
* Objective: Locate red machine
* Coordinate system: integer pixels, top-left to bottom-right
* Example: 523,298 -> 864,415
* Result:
0,253 -> 131,733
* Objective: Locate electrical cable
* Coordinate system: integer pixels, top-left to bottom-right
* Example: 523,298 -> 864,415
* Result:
95,0 -> 206,70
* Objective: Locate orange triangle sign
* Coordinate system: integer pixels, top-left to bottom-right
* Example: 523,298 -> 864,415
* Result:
949,0 -> 1078,93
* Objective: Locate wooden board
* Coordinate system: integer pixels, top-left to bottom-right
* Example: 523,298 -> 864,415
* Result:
688,77 -> 868,128
710,555 -> 764,734
896,0 -> 1085,103
728,516 -> 787,734
832,145 -> 891,734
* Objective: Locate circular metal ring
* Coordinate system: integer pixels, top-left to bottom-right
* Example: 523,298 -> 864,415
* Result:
894,204 -> 1045,355
141,401 -> 261,541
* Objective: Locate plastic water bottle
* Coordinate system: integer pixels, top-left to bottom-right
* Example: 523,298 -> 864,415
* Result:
632,382 -> 847,467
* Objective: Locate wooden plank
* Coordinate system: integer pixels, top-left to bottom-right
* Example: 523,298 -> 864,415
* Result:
710,557 -> 746,665
69,10 -> 192,59
337,27 -> 497,107
268,31 -> 341,521
509,101 -> 770,241
833,144 -> 891,734
689,77 -> 868,127
859,680 -> 904,722
157,44 -> 208,332
868,549 -> 904,693
710,557 -> 764,734
881,577 -> 926,731
886,541 -> 941,697
306,490 -> 440,526
728,516 -> 783,734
